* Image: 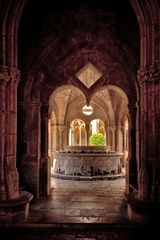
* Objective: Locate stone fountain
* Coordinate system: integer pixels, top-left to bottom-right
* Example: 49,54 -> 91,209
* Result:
52,146 -> 124,180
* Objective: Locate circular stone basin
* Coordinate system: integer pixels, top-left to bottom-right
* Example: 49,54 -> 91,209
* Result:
52,146 -> 123,179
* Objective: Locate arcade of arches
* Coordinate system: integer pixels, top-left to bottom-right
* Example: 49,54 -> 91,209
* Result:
0,0 -> 160,232
49,85 -> 129,159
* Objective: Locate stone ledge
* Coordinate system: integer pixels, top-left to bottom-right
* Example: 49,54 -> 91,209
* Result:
0,191 -> 33,224
52,173 -> 125,181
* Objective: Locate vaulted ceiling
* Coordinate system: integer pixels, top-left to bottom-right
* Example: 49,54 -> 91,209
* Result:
49,84 -> 128,126
16,0 -> 140,128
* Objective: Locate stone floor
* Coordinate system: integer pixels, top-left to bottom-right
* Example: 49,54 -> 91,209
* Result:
1,177 -> 157,239
26,177 -> 128,224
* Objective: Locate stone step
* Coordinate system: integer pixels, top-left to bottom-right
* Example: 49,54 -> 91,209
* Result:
0,223 -> 158,240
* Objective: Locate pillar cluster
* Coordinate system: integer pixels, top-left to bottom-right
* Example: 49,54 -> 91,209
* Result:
0,66 -> 33,222
137,64 -> 160,201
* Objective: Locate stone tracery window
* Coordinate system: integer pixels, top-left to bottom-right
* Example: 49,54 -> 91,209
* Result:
69,119 -> 86,146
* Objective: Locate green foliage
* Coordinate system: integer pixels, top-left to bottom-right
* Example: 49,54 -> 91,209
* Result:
89,132 -> 105,146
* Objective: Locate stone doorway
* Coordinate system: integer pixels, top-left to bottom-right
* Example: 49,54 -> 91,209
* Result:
16,0 -> 139,222
48,84 -> 129,181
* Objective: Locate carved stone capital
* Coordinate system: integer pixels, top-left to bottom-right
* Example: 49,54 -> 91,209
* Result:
8,67 -> 20,85
0,65 -> 9,83
110,126 -> 116,133
57,124 -> 65,131
137,67 -> 149,85
138,64 -> 160,85
149,64 -> 160,83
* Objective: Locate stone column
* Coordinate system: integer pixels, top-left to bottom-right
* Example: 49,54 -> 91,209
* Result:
122,126 -> 127,167
62,125 -> 68,149
57,124 -> 65,151
110,126 -> 116,151
52,123 -> 57,152
0,67 -> 33,222
115,125 -> 122,152
127,103 -> 137,192
5,67 -> 20,199
86,124 -> 90,146
79,125 -> 81,146
0,67 -> 8,200
40,104 -> 50,195
27,101 -> 41,197
48,119 -> 51,157
138,65 -> 160,201
105,122 -> 110,149
66,125 -> 70,147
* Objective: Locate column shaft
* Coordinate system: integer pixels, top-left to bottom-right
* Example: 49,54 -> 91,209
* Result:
5,67 -> 20,199
0,67 -> 8,200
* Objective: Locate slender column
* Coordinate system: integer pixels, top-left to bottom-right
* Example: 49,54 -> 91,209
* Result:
0,66 -> 9,200
57,124 -> 65,151
48,119 -> 51,157
79,126 -> 81,145
25,101 -> 41,197
50,123 -> 56,156
128,103 -> 138,190
40,104 -> 50,195
86,124 -> 90,146
66,125 -> 70,147
110,126 -> 116,151
115,125 -> 122,152
122,126 -> 127,167
5,67 -> 20,199
105,121 -> 109,149
52,124 -> 58,151
138,68 -> 150,200
62,125 -> 68,149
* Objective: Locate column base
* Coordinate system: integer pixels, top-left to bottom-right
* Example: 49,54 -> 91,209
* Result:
0,191 -> 33,224
0,183 -> 7,200
124,192 -> 160,225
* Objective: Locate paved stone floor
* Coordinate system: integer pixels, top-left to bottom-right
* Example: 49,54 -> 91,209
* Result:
1,177 -> 157,239
26,177 -> 128,224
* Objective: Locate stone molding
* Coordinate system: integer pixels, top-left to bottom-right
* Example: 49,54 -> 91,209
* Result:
0,65 -> 9,83
0,65 -> 20,85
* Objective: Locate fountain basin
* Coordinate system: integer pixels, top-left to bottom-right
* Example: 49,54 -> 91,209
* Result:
52,146 -> 123,179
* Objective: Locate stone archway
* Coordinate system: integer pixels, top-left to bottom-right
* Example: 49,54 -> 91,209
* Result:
17,0 -> 139,209
0,0 -> 160,223
48,84 -> 130,188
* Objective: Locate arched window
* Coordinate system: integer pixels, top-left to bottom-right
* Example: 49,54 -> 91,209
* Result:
69,119 -> 86,146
